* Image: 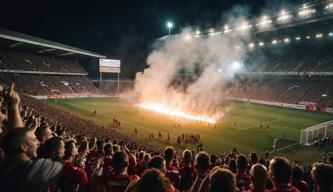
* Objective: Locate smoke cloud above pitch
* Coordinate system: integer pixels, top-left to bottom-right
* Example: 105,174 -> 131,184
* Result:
134,16 -> 252,121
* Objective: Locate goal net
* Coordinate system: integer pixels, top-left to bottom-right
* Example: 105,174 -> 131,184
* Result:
300,120 -> 333,145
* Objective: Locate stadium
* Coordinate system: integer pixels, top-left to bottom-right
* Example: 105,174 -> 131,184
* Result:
0,1 -> 333,192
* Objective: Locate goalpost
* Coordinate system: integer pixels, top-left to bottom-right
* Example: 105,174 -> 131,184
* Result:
300,120 -> 333,146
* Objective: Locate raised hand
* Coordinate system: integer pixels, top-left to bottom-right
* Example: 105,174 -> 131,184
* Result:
3,83 -> 20,106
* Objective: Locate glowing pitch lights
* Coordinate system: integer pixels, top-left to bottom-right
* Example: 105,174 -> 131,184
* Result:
248,43 -> 255,48
257,15 -> 272,28
277,10 -> 292,23
166,21 -> 173,36
298,8 -> 316,18
224,25 -> 232,33
231,61 -> 243,72
325,3 -> 333,11
246,32 -> 332,50
238,21 -> 252,31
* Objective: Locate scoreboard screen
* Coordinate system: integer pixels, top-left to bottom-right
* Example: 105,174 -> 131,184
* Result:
99,59 -> 121,73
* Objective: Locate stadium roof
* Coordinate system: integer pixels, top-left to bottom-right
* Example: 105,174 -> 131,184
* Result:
0,29 -> 106,59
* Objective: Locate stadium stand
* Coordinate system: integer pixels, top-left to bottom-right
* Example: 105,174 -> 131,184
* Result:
227,77 -> 333,108
245,41 -> 333,73
0,29 -> 103,97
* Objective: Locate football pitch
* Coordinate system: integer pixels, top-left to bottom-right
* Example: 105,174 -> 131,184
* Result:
50,97 -> 333,162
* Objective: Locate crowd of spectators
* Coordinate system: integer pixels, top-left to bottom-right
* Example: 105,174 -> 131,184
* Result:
245,42 -> 333,73
0,73 -> 97,96
0,50 -> 98,96
0,83 -> 332,192
0,51 -> 86,73
227,78 -> 333,108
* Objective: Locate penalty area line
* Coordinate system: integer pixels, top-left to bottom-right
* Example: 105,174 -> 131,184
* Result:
270,142 -> 298,153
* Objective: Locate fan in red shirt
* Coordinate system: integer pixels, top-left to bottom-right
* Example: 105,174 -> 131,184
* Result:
291,165 -> 308,192
126,168 -> 179,192
164,147 -> 181,188
249,164 -> 270,192
57,140 -> 88,192
135,151 -> 146,176
236,154 -> 251,191
178,150 -> 195,191
101,151 -> 139,192
102,143 -> 113,177
85,140 -> 105,178
269,157 -> 300,192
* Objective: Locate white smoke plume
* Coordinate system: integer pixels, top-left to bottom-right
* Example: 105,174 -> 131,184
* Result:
135,20 -> 252,121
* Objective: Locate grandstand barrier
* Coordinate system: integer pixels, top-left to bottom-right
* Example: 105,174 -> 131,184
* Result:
324,108 -> 333,113
239,71 -> 333,76
228,97 -> 333,114
0,69 -> 87,76
30,94 -> 111,100
30,95 -> 48,99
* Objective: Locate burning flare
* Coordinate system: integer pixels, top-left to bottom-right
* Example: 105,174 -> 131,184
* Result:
138,102 -> 217,124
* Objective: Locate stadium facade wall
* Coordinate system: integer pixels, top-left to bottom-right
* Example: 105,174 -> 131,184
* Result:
30,94 -> 111,100
0,69 -> 87,76
239,72 -> 333,76
324,108 -> 333,113
229,97 -> 333,114
228,96 -> 307,110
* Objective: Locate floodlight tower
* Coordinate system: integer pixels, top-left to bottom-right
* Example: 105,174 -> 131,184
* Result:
167,21 -> 173,36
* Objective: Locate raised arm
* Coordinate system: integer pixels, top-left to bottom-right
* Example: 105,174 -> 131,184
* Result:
4,83 -> 24,129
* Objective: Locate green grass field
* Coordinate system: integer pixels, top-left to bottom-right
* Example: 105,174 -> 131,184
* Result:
49,97 -> 333,162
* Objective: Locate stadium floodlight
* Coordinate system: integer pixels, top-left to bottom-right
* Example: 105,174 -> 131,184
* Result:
208,28 -> 215,36
238,21 -> 252,31
231,61 -> 242,72
284,38 -> 290,43
195,30 -> 200,38
316,33 -> 323,38
166,21 -> 173,36
298,8 -> 316,18
257,15 -> 272,28
325,3 -> 333,11
258,42 -> 265,47
224,25 -> 232,33
248,43 -> 255,48
277,10 -> 292,23
272,39 -> 278,45
295,36 -> 301,41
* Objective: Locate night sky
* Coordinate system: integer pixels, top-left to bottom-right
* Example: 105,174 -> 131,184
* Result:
0,0 -> 304,78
